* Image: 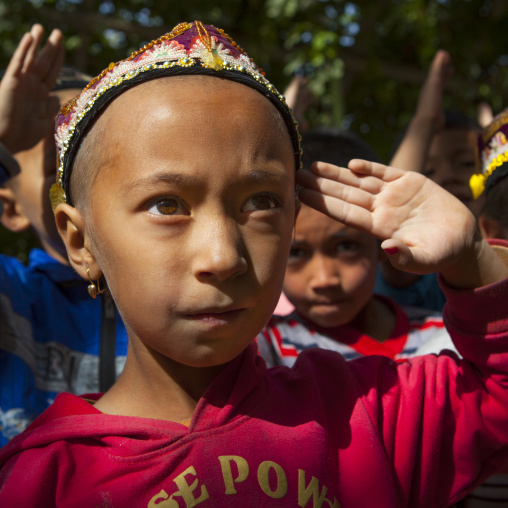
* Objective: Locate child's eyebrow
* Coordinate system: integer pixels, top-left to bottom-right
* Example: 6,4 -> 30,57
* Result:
121,167 -> 291,192
242,168 -> 292,185
331,229 -> 354,238
121,172 -> 204,192
293,229 -> 354,243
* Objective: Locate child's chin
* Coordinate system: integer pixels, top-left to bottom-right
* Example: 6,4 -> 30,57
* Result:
308,309 -> 350,329
181,344 -> 250,369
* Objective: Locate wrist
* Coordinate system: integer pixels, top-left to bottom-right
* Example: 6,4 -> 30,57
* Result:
440,235 -> 508,290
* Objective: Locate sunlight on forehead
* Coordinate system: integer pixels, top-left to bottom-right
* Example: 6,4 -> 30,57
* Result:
118,76 -> 293,152
121,165 -> 292,195
86,75 -> 296,208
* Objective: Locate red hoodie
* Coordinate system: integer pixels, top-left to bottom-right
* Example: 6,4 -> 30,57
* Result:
1,273 -> 508,507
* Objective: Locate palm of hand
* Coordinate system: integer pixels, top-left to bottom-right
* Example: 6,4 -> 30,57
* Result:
296,160 -> 478,275
370,170 -> 476,273
0,73 -> 56,153
0,25 -> 63,154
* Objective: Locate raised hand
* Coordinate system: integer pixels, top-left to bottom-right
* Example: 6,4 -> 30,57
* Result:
414,50 -> 453,130
283,76 -> 313,133
297,159 -> 507,289
477,101 -> 493,128
390,50 -> 453,172
0,24 -> 64,154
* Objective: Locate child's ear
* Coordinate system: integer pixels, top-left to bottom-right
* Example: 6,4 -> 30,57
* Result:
54,203 -> 100,280
478,213 -> 504,240
0,187 -> 31,232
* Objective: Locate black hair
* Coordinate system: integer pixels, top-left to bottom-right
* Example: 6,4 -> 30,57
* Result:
485,163 -> 508,195
481,173 -> 508,232
441,110 -> 481,131
300,127 -> 381,171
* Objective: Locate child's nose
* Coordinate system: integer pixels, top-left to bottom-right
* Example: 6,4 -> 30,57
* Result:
309,256 -> 341,289
192,218 -> 248,282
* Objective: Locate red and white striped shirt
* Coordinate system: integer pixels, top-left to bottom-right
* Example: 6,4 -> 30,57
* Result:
257,295 -> 449,367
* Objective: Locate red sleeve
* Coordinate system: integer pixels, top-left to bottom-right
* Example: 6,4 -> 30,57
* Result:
349,259 -> 508,507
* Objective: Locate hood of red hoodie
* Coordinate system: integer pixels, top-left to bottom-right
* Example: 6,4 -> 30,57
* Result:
0,343 -> 269,461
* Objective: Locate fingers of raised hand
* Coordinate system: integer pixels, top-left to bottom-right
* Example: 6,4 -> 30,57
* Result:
34,29 -> 64,88
4,32 -> 34,78
297,172 -> 372,212
347,159 -> 404,181
5,25 -> 63,89
298,186 -> 375,232
430,50 -> 452,78
22,24 -> 45,73
298,160 -> 391,192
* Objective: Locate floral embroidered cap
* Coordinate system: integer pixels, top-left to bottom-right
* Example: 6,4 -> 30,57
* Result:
51,21 -> 302,210
470,108 -> 508,199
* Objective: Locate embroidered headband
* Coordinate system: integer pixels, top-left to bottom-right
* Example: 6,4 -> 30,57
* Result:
470,108 -> 508,199
50,21 -> 302,210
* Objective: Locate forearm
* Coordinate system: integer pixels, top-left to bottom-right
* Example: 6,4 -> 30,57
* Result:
390,50 -> 451,173
390,116 -> 436,172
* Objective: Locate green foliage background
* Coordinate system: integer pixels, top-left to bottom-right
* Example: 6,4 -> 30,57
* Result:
1,0 -> 507,260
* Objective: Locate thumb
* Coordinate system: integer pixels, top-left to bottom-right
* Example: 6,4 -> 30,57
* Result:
381,239 -> 414,271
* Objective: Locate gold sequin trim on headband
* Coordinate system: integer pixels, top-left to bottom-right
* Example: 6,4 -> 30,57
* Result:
51,21 -> 302,210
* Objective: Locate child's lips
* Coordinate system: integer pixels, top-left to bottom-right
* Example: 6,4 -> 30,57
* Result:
310,297 -> 345,307
182,307 -> 246,326
309,299 -> 347,312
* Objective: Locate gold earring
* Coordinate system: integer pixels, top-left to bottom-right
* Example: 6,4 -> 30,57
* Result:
87,268 -> 105,299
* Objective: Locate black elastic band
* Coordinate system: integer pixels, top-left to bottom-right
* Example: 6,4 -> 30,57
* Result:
62,66 -> 301,205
